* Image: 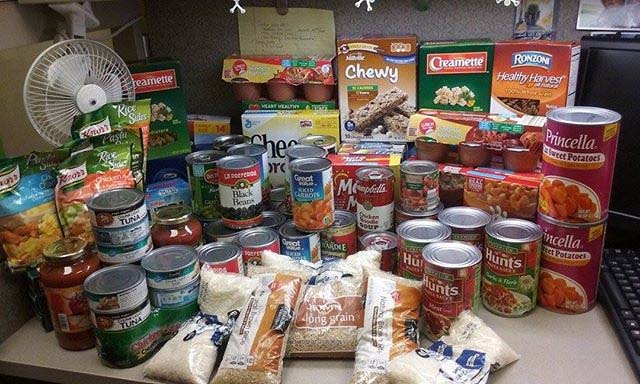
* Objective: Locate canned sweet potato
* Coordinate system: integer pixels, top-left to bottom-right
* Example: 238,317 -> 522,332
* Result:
320,210 -> 357,261
355,166 -> 395,237
289,157 -> 335,232
217,155 -> 263,229
396,219 -> 451,280
359,231 -> 398,272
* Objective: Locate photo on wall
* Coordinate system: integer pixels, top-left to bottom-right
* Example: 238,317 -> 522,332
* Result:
577,0 -> 640,31
513,0 -> 557,40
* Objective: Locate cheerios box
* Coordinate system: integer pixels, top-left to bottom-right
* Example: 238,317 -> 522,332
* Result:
418,40 -> 494,112
241,110 -> 340,187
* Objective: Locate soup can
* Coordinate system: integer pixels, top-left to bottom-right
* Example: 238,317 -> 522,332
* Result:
400,160 -> 440,213
438,207 -> 492,251
84,265 -> 148,314
141,246 -> 200,290
260,210 -> 287,231
396,219 -> 451,280
540,107 -> 621,223
203,219 -> 242,243
289,157 -> 335,232
198,242 -> 245,275
148,276 -> 200,309
355,166 -> 395,237
483,219 -> 543,317
228,143 -> 271,209
279,221 -> 322,267
284,145 -> 329,211
320,210 -> 357,261
395,202 -> 443,228
236,227 -> 281,265
212,134 -> 251,152
298,134 -> 338,154
217,155 -> 263,229
422,241 -> 482,340
185,150 -> 227,220
537,213 -> 607,314
359,231 -> 398,272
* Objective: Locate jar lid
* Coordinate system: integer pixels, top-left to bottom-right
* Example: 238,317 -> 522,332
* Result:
155,204 -> 193,225
43,237 -> 88,263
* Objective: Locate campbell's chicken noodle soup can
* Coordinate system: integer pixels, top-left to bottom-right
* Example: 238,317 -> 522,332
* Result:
421,241 -> 482,340
217,155 -> 263,229
483,219 -> 543,317
198,242 -> 245,275
320,210 -> 357,261
355,166 -> 395,237
438,207 -> 492,251
396,219 -> 451,280
228,143 -> 271,209
298,135 -> 338,155
235,227 -> 280,265
359,231 -> 398,272
284,145 -> 329,211
540,107 -> 621,224
395,202 -> 443,228
289,157 -> 335,232
400,160 -> 440,213
279,221 -> 322,267
537,213 -> 606,314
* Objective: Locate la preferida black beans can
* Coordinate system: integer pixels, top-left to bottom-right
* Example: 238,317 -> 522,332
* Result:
217,155 -> 264,229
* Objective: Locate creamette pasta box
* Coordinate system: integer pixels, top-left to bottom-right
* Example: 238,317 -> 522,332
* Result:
336,35 -> 417,142
241,110 -> 340,187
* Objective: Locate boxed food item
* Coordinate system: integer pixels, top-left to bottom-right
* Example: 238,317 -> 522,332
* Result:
463,167 -> 542,221
146,155 -> 189,184
242,100 -> 337,111
129,59 -> 191,160
439,163 -> 473,208
338,142 -> 407,156
145,178 -> 192,223
241,110 -> 340,187
187,114 -> 231,149
418,40 -> 494,112
336,35 -> 417,142
490,40 -> 580,116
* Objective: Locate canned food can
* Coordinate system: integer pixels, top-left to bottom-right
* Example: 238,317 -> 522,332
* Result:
438,207 -> 492,251
537,213 -> 606,314
84,265 -> 148,314
141,246 -> 200,290
320,210 -> 357,260
148,276 -> 200,309
421,241 -> 482,340
396,219 -> 451,280
289,157 -> 335,232
278,202 -> 293,219
185,150 -> 227,220
483,219 -> 543,317
90,300 -> 152,332
217,155 -> 264,229
198,242 -> 245,275
395,203 -> 443,228
236,227 -> 281,265
96,237 -> 154,265
540,107 -> 622,223
260,210 -> 287,231
279,221 -> 322,267
359,231 -> 398,272
203,219 -> 242,243
355,166 -> 395,236
228,143 -> 271,209
298,134 -> 338,154
212,134 -> 251,152
270,187 -> 286,210
284,145 -> 329,211
400,160 -> 440,213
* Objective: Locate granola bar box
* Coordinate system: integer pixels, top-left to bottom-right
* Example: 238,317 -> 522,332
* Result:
490,40 -> 580,116
129,59 -> 191,160
418,40 -> 494,112
336,35 -> 417,143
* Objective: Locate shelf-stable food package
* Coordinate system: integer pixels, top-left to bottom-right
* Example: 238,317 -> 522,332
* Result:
198,264 -> 259,323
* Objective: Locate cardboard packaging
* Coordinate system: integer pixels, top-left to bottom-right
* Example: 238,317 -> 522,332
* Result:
187,115 -> 231,149
337,142 -> 407,156
242,100 -> 337,111
222,55 -> 335,85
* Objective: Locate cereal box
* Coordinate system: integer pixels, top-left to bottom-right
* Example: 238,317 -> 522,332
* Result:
241,110 -> 340,187
418,40 -> 494,112
242,100 -> 337,111
336,35 -> 417,142
490,40 -> 580,116
222,55 -> 335,85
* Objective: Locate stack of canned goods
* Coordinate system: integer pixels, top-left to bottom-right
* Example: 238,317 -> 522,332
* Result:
355,166 -> 395,238
283,144 -> 329,214
399,160 -> 440,216
396,219 -> 451,280
438,207 -> 492,251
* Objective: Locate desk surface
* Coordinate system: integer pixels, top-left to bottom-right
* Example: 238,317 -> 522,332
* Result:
0,305 -> 636,384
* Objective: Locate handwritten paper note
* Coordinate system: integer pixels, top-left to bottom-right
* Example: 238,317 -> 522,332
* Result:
238,7 -> 336,56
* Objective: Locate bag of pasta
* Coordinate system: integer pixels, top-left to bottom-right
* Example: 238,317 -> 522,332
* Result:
0,150 -> 68,270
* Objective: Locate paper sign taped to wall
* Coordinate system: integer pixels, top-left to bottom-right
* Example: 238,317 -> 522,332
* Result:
238,7 -> 336,56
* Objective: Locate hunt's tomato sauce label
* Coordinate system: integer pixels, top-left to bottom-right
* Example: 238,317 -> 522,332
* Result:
355,166 -> 395,237
217,155 -> 263,229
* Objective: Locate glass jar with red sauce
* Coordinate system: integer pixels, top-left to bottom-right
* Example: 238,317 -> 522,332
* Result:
40,237 -> 101,350
151,204 -> 203,247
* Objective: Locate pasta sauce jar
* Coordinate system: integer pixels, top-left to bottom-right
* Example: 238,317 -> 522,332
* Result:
151,204 -> 202,247
40,237 -> 101,350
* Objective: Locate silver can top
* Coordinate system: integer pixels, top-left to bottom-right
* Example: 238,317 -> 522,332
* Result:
185,150 -> 226,165
204,219 -> 242,240
360,231 -> 397,250
332,210 -> 357,228
217,155 -> 258,170
400,160 -> 439,175
438,207 -> 492,229
547,106 -> 621,126
396,219 -> 451,243
485,218 -> 543,243
289,157 -> 332,173
422,240 -> 482,268
141,245 -> 198,273
285,144 -> 328,161
279,221 -> 315,239
236,227 -> 279,247
227,143 -> 267,158
84,264 -> 146,296
87,188 -> 144,212
355,166 -> 394,181
260,210 -> 287,230
212,134 -> 251,152
298,135 -> 337,151
198,242 -> 242,264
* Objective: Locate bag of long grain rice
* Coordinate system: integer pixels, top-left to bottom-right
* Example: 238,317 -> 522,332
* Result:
246,252 -> 316,281
198,264 -> 259,323
349,271 -> 422,384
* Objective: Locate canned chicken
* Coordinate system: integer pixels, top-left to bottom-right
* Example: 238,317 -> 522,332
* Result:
185,150 -> 227,220
298,134 -> 338,154
400,160 -> 440,213
359,231 -> 398,272
396,219 -> 451,280
203,219 -> 242,243
212,134 -> 251,152
289,157 -> 335,232
395,203 -> 443,228
355,166 -> 395,236
279,221 -> 321,267
198,242 -> 245,275
320,210 -> 357,260
228,143 -> 271,209
217,155 -> 264,229
236,227 -> 281,265
438,207 -> 492,251
84,265 -> 148,314
141,246 -> 200,290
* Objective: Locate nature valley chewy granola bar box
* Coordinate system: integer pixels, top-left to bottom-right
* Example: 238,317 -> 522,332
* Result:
418,40 -> 494,112
337,35 -> 417,143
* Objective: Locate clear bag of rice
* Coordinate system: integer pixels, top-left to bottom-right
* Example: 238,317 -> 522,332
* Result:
198,264 -> 259,322
350,271 -> 422,384
211,273 -> 304,384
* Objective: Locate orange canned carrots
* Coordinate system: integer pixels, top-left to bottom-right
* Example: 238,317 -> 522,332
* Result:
289,157 -> 335,232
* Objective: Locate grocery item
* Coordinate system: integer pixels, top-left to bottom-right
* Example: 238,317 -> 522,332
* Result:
203,219 -> 242,243
440,164 -> 471,208
537,213 -> 606,314
150,204 -> 202,247
355,166 -> 395,236
490,40 -> 580,116
539,107 -> 621,223
235,227 -> 280,265
211,273 -> 304,384
217,155 -> 263,229
87,188 -> 152,264
185,150 -> 226,220
197,242 -> 245,275
298,134 -> 338,154
227,143 -> 271,209
198,264 -> 259,321
483,219 -> 543,317
279,221 -> 322,267
350,271 -> 421,384
0,150 -> 67,270
84,264 -> 148,314
248,251 -> 316,281
421,241 -> 482,340
188,114 -> 231,148
40,238 -> 100,350
212,135 -> 251,152
91,300 -> 151,333
415,138 -> 449,162
438,207 -> 492,250
338,142 -> 407,156
148,276 -> 200,309
289,157 -> 335,232
284,144 -> 329,212
418,39 -> 494,112
359,231 -> 397,272
141,246 -> 200,290
396,219 -> 452,280
458,141 -> 492,167
269,187 -> 286,210
395,202 -> 442,228
259,210 -> 287,230
320,210 -> 358,260
337,35 -> 418,142
399,160 -> 440,213
242,99 -> 337,111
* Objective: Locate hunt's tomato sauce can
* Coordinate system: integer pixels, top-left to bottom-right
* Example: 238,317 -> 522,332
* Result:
320,210 -> 357,261
217,155 -> 263,229
421,241 -> 482,340
396,219 -> 451,280
355,166 -> 395,237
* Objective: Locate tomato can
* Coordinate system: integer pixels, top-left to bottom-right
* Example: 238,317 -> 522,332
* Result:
359,231 -> 398,272
284,145 -> 329,211
84,265 -> 148,314
228,143 -> 271,209
400,160 -> 440,213
355,166 -> 395,237
185,150 -> 227,220
212,134 -> 251,152
483,219 -> 543,317
540,107 -> 621,223
438,207 -> 492,251
279,221 -> 321,267
198,242 -> 245,275
537,213 -> 607,314
396,219 -> 451,280
217,155 -> 264,229
141,246 -> 200,290
260,210 -> 287,231
289,157 -> 335,232
320,210 -> 357,261
298,134 -> 338,154
203,219 -> 242,243
395,202 -> 443,228
421,241 -> 482,340
236,227 -> 281,265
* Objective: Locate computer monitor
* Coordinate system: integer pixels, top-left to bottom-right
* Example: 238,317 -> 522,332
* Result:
576,35 -> 640,248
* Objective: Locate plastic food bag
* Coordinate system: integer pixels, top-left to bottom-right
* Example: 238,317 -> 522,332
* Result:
198,264 -> 259,323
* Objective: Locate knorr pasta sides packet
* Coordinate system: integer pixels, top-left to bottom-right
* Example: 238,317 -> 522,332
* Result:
0,150 -> 68,270
55,143 -> 135,243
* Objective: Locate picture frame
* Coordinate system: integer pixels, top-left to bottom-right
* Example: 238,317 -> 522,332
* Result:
513,0 -> 557,40
577,0 -> 640,32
